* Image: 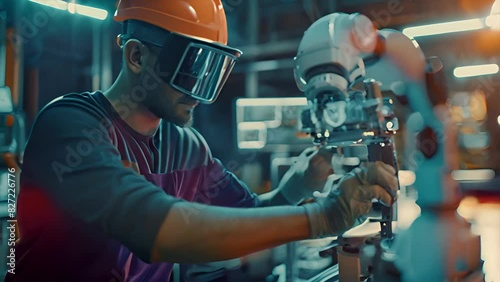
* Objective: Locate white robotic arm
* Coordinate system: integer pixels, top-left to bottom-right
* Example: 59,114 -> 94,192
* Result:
294,12 -> 483,282
294,13 -> 377,97
294,13 -> 405,145
294,13 -> 425,99
294,12 -> 460,207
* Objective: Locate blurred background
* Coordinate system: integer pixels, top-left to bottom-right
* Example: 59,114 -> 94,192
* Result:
1,0 -> 500,193
1,0 -> 500,281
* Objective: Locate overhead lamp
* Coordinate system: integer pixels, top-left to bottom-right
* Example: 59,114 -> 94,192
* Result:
453,64 -> 499,78
68,2 -> 108,20
29,0 -> 108,20
402,18 -> 486,38
29,0 -> 67,10
404,0 -> 500,37
451,169 -> 495,181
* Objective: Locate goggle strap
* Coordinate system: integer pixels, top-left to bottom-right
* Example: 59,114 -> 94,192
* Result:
120,20 -> 170,47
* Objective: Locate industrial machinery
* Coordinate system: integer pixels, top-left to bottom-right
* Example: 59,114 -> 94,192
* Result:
294,12 -> 483,281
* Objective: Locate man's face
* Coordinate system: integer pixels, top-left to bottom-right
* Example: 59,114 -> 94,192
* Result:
137,47 -> 200,127
143,72 -> 199,127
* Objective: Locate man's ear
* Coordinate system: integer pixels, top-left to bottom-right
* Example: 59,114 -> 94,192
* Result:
123,39 -> 144,74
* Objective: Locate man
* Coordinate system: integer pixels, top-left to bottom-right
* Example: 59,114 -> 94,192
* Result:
6,1 -> 398,281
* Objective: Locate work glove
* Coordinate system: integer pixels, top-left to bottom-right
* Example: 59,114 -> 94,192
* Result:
303,161 -> 398,238
276,147 -> 335,205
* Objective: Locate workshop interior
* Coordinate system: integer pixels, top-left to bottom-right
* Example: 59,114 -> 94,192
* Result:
1,0 -> 500,281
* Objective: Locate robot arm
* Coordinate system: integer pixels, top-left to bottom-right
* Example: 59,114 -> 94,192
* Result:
293,13 -> 378,99
294,12 -> 482,282
294,13 -> 434,147
293,12 -> 422,103
294,12 -> 458,206
294,13 -> 380,144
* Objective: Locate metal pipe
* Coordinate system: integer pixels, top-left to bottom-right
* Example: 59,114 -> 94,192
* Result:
92,21 -> 101,91
244,0 -> 259,98
92,19 -> 113,91
100,19 -> 112,91
245,72 -> 258,98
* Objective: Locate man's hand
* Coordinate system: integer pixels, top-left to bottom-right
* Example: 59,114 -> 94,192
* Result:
303,161 -> 398,238
277,147 -> 335,205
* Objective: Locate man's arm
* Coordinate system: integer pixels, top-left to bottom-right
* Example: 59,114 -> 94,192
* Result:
151,202 -> 310,263
152,160 -> 398,263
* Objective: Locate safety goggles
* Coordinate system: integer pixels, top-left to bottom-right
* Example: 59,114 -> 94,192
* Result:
120,20 -> 242,104
168,42 -> 239,103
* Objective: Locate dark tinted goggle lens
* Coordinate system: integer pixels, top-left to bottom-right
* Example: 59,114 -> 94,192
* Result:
170,43 -> 238,103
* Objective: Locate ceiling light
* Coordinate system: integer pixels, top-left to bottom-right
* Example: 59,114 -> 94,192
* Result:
29,0 -> 108,20
73,3 -> 108,20
454,64 -> 499,78
451,169 -> 495,181
403,18 -> 485,38
29,0 -> 67,10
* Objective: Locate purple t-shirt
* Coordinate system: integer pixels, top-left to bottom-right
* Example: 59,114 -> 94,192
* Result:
6,92 -> 258,281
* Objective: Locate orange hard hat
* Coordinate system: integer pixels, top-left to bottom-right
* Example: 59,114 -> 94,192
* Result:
114,0 -> 228,45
